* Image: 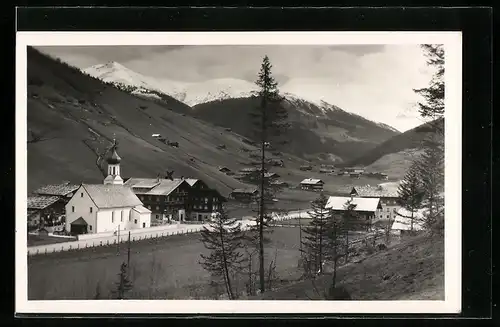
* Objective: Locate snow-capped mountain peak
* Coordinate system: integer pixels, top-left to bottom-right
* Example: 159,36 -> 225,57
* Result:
83,62 -> 189,102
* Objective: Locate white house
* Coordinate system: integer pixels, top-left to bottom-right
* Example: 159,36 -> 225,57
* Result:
391,207 -> 426,235
326,196 -> 383,231
65,141 -> 151,235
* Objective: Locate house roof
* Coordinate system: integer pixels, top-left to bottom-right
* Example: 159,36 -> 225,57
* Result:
145,179 -> 186,196
391,208 -> 426,231
27,195 -> 61,210
264,172 -> 279,178
132,205 -> 152,214
232,188 -> 258,194
326,196 -> 381,213
34,183 -> 80,197
301,178 -> 324,185
82,184 -> 143,209
183,178 -> 199,187
130,179 -> 161,189
124,178 -> 187,196
353,185 -> 399,198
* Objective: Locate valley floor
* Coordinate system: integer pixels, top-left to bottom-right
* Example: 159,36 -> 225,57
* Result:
28,226 -> 443,301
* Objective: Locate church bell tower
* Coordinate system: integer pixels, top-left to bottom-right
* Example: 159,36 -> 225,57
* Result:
104,139 -> 124,185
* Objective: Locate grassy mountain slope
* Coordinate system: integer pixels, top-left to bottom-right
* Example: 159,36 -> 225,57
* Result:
27,47 -> 317,196
259,233 -> 444,300
346,118 -> 444,168
191,96 -> 400,163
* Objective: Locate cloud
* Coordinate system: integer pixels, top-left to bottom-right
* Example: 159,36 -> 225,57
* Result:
35,44 -> 434,132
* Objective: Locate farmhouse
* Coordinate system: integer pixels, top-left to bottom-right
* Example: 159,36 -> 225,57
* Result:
300,178 -> 324,191
27,195 -> 65,230
270,180 -> 289,188
326,196 -> 383,231
264,172 -> 280,180
124,177 -> 191,222
28,181 -> 80,228
182,178 -> 226,222
125,177 -> 226,222
349,185 -> 400,221
345,167 -> 365,174
65,141 -> 151,235
229,188 -> 259,202
33,182 -> 80,202
218,166 -> 231,173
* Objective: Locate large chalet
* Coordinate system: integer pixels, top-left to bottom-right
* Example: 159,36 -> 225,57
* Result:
124,177 -> 226,222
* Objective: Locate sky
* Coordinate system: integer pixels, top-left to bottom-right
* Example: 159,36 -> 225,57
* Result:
37,44 -> 436,132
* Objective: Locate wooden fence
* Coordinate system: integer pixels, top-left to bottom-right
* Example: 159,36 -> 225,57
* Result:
27,225 -> 204,256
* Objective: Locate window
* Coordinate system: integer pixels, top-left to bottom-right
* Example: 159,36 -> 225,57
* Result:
386,208 -> 390,212
156,206 -> 159,210
387,215 -> 390,218
121,210 -> 124,222
81,192 -> 83,197
156,197 -> 160,202
89,225 -> 92,231
112,211 -> 115,223
129,214 -> 131,222
72,206 -> 75,212
112,166 -> 115,175
142,222 -> 146,228
156,214 -> 159,219
134,219 -> 138,224
90,207 -> 93,213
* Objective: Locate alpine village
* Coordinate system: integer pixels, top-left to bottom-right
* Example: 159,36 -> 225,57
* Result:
26,45 -> 445,301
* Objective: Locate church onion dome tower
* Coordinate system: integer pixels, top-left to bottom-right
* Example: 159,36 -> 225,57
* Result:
107,144 -> 122,165
104,139 -> 124,185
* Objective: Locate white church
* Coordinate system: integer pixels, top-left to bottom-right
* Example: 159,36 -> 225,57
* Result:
65,141 -> 151,235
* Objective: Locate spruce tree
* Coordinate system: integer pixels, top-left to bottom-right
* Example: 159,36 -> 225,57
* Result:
416,137 -> 445,234
249,55 -> 289,293
199,205 -> 245,299
413,44 -> 445,134
341,199 -> 358,263
397,161 -> 425,232
300,192 -> 330,276
114,262 -> 133,299
413,44 -> 445,235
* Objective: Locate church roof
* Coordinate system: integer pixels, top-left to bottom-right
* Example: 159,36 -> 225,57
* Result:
82,184 -> 142,209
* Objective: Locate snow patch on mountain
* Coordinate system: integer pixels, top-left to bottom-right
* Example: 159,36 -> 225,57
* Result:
83,61 -> 189,101
83,61 -> 400,133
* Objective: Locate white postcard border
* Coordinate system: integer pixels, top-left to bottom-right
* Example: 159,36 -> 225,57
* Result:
15,31 -> 462,314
